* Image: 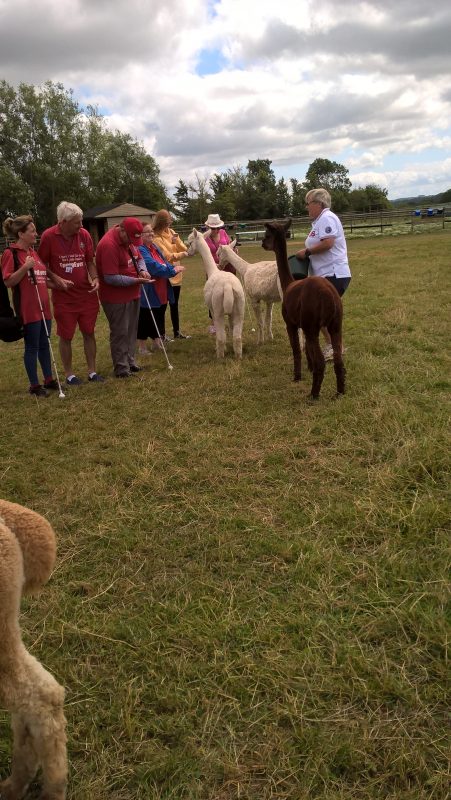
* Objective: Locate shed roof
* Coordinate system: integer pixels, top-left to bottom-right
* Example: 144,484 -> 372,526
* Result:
83,202 -> 156,219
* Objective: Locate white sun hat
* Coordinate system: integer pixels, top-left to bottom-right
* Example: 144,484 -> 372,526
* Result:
204,213 -> 225,228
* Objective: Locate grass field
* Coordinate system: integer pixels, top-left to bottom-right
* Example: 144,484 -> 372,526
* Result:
0,230 -> 450,799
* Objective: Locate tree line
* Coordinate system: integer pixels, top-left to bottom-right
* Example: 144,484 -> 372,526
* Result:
1,80 -> 393,230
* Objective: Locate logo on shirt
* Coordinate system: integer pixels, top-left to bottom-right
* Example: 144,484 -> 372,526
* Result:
325,226 -> 332,233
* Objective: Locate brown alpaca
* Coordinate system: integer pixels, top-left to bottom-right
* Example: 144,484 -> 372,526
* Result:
0,499 -> 67,800
262,219 -> 346,399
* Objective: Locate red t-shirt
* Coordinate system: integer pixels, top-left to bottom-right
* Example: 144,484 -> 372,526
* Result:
1,245 -> 51,324
38,225 -> 96,310
96,227 -> 141,304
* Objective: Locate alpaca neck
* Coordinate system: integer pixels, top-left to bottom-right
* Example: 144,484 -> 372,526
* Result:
272,233 -> 292,294
220,247 -> 248,277
197,236 -> 218,278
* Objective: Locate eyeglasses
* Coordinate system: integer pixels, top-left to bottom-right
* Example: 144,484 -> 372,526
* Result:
306,200 -> 319,206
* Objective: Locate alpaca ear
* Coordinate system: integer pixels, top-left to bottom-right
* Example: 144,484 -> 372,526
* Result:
192,228 -> 198,238
230,239 -> 237,248
283,218 -> 292,230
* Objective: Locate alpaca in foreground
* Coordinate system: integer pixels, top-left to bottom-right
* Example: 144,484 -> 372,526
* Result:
0,499 -> 67,800
187,229 -> 245,358
262,219 -> 346,399
217,243 -> 281,344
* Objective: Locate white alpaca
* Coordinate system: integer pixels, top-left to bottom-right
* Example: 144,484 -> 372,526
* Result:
187,229 -> 245,358
0,499 -> 67,800
217,243 -> 282,344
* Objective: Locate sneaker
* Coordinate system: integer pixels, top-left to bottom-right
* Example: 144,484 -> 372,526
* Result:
322,345 -> 334,362
130,365 -> 143,373
44,379 -> 59,390
164,335 -> 173,343
138,347 -> 151,356
208,325 -> 216,335
116,372 -> 131,379
174,332 -> 191,340
29,385 -> 49,397
66,375 -> 83,386
88,373 -> 105,383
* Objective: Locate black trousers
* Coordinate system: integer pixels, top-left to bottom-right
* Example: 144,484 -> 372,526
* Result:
169,285 -> 181,336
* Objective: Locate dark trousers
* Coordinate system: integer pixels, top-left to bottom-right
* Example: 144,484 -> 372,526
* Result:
101,298 -> 140,377
169,285 -> 181,336
23,319 -> 52,386
138,304 -> 167,340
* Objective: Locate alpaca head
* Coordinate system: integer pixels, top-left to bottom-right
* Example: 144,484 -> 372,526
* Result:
186,228 -> 201,256
261,219 -> 292,252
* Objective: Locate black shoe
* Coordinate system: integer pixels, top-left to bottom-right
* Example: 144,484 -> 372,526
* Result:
66,375 -> 83,386
44,379 -> 59,391
29,385 -> 49,397
116,372 -> 131,379
88,373 -> 105,383
130,365 -> 143,373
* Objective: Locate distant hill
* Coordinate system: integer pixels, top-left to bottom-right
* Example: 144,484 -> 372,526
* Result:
391,188 -> 451,207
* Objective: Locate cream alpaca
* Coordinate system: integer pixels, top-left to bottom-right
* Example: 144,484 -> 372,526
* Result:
187,229 -> 245,358
0,499 -> 67,800
217,243 -> 281,344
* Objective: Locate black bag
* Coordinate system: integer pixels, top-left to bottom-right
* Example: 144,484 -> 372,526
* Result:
0,248 -> 24,342
288,254 -> 310,280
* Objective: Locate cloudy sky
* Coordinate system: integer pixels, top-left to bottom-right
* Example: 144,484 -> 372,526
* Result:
1,0 -> 450,199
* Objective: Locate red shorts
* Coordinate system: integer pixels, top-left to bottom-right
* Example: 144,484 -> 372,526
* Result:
53,301 -> 99,340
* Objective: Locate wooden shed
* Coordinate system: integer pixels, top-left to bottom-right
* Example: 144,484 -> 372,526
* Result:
83,203 -> 156,246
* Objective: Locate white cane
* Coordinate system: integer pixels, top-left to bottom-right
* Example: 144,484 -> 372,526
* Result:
141,288 -> 174,371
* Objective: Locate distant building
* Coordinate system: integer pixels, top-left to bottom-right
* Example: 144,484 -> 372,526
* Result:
83,203 -> 156,246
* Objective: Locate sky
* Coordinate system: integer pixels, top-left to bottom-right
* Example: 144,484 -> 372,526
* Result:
0,0 -> 450,200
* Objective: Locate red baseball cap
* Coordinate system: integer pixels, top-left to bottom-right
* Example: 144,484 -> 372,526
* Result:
122,217 -> 144,244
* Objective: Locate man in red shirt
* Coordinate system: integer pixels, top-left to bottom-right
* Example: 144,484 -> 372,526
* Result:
95,217 -> 153,378
38,201 -> 103,385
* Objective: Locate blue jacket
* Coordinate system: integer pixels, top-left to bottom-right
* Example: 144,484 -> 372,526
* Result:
138,243 -> 177,307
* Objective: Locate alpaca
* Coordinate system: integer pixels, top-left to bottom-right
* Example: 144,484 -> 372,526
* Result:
217,243 -> 281,344
262,219 -> 346,399
0,499 -> 67,800
187,229 -> 245,358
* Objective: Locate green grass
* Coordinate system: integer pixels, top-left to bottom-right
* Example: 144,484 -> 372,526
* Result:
1,230 -> 450,799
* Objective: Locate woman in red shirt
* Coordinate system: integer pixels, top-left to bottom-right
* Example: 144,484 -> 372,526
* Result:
1,215 -> 59,397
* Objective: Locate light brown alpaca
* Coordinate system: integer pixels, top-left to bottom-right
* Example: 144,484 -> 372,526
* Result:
0,500 -> 67,800
262,219 -> 346,400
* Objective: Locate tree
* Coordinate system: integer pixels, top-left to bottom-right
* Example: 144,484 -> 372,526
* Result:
349,184 -> 391,213
274,178 -> 291,217
304,158 -> 352,194
0,80 -> 170,229
290,179 -> 306,217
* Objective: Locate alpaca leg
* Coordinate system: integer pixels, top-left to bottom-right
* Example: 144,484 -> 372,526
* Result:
265,303 -> 273,341
252,301 -> 264,344
305,337 -> 325,399
0,712 -> 41,800
231,313 -> 243,359
287,324 -> 302,381
215,314 -> 226,358
33,704 -> 67,800
330,331 -> 346,395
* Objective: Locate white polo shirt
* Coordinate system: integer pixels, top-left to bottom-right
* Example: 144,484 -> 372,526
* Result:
306,208 -> 351,278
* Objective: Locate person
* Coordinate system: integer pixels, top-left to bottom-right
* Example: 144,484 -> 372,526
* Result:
295,188 -> 351,360
203,213 -> 236,334
151,209 -> 190,340
1,215 -> 64,397
95,217 -> 153,378
137,224 -> 185,354
38,201 -> 103,386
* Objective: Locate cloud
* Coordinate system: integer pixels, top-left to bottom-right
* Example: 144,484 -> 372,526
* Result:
0,0 -> 450,198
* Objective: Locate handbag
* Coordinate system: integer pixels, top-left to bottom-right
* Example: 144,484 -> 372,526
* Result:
0,248 -> 24,342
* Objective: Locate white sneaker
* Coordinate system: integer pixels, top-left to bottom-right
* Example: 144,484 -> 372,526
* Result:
322,345 -> 334,361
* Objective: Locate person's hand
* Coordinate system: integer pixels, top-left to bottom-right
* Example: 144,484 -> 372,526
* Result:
24,255 -> 35,271
179,251 -> 189,259
50,272 -> 73,291
174,265 -> 185,274
296,248 -> 307,258
138,272 -> 155,284
88,277 -> 99,292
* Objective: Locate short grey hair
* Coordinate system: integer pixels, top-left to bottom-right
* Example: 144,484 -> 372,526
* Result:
305,188 -> 332,209
57,201 -> 83,222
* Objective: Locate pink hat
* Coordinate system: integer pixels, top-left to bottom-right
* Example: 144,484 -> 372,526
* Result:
122,217 -> 144,244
